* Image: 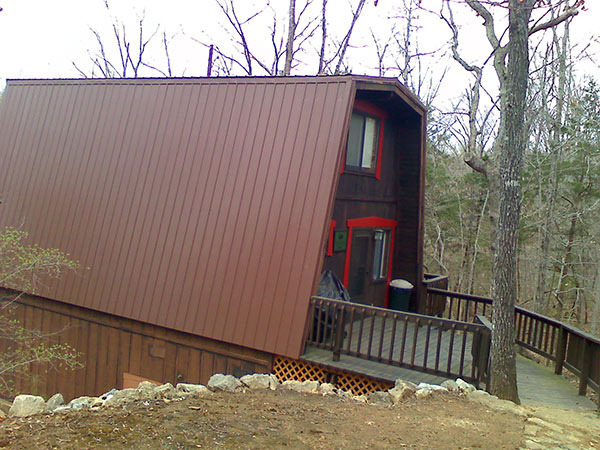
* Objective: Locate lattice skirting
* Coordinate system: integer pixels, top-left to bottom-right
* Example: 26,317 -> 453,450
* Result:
272,356 -> 393,396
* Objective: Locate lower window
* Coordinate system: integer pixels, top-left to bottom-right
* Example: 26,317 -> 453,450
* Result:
372,229 -> 390,281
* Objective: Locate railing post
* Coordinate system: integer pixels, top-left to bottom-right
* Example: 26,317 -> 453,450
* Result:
332,305 -> 345,362
306,299 -> 316,344
554,326 -> 567,375
473,315 -> 492,391
578,339 -> 592,396
472,330 -> 481,389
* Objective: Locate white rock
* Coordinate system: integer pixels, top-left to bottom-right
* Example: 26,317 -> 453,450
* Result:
354,395 -> 368,403
298,380 -> 319,393
154,383 -> 176,398
337,389 -> 353,398
415,388 -> 435,399
89,398 -> 104,409
441,380 -> 459,392
45,393 -> 65,412
318,383 -> 337,396
103,389 -> 139,407
367,391 -> 392,406
282,380 -> 302,391
53,406 -> 72,413
418,383 -> 447,392
388,384 -> 416,404
240,374 -> 274,390
137,381 -> 159,397
268,374 -> 281,390
9,395 -> 46,417
68,396 -> 98,409
207,374 -> 243,392
281,380 -> 319,394
394,379 -> 418,390
176,383 -> 212,396
455,378 -> 476,393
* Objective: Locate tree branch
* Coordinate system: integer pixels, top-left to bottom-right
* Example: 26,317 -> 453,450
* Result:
529,7 -> 579,36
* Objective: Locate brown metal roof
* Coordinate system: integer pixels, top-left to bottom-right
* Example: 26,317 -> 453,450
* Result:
0,76 -> 370,357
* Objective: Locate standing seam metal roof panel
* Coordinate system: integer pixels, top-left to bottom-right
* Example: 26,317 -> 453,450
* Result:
0,76 -> 355,358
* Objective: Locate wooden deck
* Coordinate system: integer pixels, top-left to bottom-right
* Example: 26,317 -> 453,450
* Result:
304,314 -> 478,385
305,293 -> 600,410
302,347 -> 597,410
307,297 -> 489,386
302,345 -> 452,385
344,315 -> 476,379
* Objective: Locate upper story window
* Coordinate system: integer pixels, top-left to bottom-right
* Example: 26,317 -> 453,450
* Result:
343,99 -> 387,179
346,112 -> 380,174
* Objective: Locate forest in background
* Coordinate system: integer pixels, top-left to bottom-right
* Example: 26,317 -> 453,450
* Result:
423,32 -> 600,335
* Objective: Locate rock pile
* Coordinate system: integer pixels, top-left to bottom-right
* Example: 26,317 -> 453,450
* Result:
4,373 -> 498,419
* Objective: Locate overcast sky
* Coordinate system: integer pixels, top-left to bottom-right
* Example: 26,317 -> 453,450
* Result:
0,0 -> 598,103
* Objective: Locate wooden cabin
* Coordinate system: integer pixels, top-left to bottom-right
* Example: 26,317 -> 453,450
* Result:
0,76 -> 428,399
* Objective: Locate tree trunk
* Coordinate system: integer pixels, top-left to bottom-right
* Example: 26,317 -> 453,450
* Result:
555,211 -> 578,317
489,0 -> 533,404
333,0 -> 367,74
317,0 -> 327,74
284,0 -> 296,75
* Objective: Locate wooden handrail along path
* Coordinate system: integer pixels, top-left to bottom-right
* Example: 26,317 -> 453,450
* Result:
426,287 -> 600,408
306,296 -> 491,388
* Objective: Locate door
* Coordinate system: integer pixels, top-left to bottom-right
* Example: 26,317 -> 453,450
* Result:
347,228 -> 392,307
347,230 -> 371,303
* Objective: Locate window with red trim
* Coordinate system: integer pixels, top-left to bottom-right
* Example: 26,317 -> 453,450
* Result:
346,112 -> 380,175
343,99 -> 386,179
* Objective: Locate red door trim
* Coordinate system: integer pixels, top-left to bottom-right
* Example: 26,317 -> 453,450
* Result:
342,216 -> 397,307
327,219 -> 336,256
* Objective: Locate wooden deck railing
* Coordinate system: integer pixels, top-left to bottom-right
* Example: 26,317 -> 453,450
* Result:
425,287 -> 600,407
306,296 -> 491,388
423,274 -> 449,316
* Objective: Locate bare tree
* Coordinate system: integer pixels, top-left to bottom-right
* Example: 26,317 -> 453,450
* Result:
201,0 -> 317,77
317,0 -> 371,74
436,0 -> 581,402
73,0 -> 173,78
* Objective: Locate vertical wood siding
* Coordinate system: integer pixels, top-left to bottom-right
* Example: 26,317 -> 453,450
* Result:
0,291 -> 272,401
0,77 -> 355,359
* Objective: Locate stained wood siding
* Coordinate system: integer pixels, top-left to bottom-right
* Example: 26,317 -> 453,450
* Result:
323,88 -> 426,309
0,290 -> 272,401
0,77 -> 355,358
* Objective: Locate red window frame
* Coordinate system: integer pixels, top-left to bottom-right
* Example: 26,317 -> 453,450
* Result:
341,99 -> 389,180
342,216 -> 397,307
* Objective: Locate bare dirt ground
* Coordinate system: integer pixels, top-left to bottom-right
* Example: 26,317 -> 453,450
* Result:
0,389 -> 597,449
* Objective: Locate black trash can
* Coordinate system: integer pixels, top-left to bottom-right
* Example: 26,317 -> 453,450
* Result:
388,279 -> 413,311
